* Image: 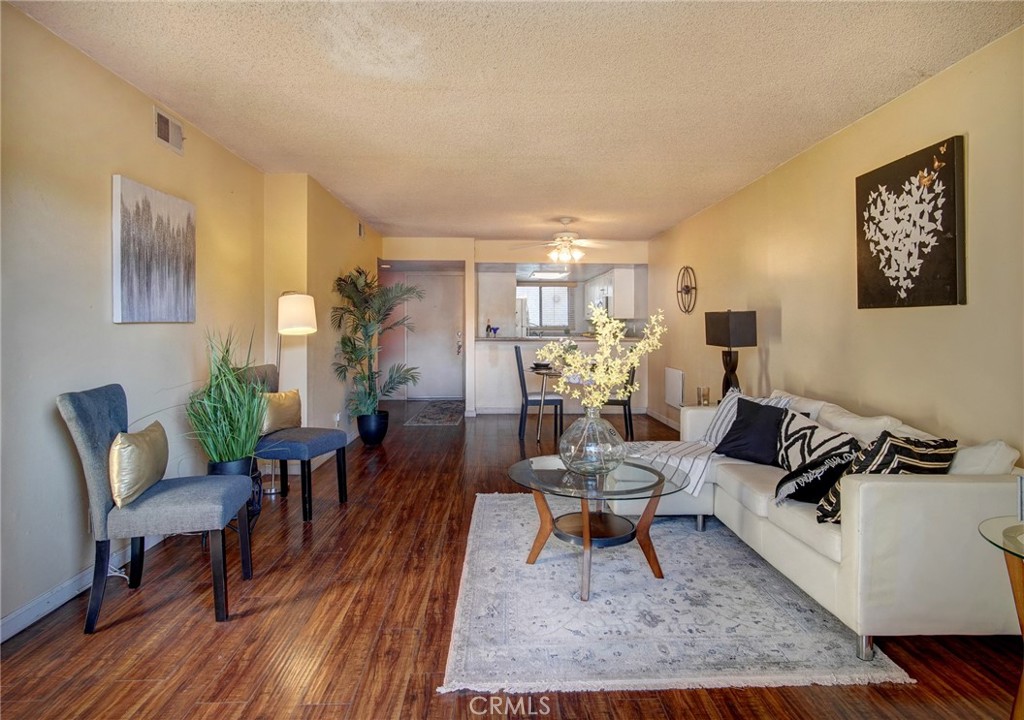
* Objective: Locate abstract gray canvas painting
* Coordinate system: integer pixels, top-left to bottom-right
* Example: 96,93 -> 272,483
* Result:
112,175 -> 196,323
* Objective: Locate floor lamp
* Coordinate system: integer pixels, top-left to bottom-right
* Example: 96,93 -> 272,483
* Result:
266,292 -> 317,495
705,310 -> 757,399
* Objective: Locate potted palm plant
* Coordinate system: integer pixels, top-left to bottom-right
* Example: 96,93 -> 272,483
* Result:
331,267 -> 424,446
186,331 -> 267,527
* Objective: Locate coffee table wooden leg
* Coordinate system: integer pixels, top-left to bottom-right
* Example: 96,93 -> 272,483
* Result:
526,491 -> 554,564
1003,552 -> 1024,720
580,499 -> 592,601
636,492 -> 664,579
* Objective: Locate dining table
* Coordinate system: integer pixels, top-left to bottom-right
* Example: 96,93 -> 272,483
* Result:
530,365 -> 562,442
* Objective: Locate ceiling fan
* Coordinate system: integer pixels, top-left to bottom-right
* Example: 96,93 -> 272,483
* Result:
517,218 -> 606,263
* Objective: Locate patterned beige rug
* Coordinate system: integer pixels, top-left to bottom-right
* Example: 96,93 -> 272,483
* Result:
438,493 -> 913,694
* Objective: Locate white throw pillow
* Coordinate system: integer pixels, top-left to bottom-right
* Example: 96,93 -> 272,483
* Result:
816,403 -> 902,446
702,389 -> 792,446
949,440 -> 1021,475
769,389 -> 826,421
891,423 -> 939,441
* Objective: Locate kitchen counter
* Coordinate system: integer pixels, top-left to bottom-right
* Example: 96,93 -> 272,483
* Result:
474,339 -> 648,415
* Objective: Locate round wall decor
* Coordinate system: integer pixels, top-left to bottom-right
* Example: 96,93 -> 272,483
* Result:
676,266 -> 697,314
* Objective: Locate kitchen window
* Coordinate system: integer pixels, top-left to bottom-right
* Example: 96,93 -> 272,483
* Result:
516,285 -> 575,331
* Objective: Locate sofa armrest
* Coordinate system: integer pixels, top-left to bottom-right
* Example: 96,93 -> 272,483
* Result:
679,406 -> 717,441
839,472 -> 1019,636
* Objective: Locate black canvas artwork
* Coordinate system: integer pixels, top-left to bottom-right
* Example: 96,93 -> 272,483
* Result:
855,136 -> 965,309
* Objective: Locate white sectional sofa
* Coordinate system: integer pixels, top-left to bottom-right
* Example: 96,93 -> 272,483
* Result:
629,392 -> 1023,660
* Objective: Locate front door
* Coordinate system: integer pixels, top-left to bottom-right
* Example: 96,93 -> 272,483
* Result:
405,272 -> 465,400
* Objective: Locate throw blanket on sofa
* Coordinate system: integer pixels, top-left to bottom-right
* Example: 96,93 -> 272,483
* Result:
625,440 -> 716,496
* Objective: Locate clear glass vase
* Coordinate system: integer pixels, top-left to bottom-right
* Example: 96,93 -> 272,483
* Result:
559,406 -> 627,476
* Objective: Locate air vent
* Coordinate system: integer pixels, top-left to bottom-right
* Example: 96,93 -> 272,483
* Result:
154,107 -> 184,154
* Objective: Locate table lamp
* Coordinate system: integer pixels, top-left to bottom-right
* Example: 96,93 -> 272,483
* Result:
705,310 -> 757,398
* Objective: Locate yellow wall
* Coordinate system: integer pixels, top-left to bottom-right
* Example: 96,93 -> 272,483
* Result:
1,6 -> 265,618
648,28 -> 1024,450
306,177 -> 382,436
264,174 -> 310,402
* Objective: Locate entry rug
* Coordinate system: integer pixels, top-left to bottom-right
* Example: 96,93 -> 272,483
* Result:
438,493 -> 913,694
404,400 -> 465,426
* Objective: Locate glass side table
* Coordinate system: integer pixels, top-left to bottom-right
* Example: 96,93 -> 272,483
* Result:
979,516 -> 1024,720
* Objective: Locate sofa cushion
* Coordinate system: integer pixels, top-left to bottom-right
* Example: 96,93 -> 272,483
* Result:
702,389 -> 792,446
816,431 -> 958,523
715,398 -> 786,465
776,410 -> 860,471
775,449 -> 859,504
769,389 -> 827,421
949,440 -> 1021,475
714,461 -> 787,518
816,403 -> 902,446
767,499 -> 843,563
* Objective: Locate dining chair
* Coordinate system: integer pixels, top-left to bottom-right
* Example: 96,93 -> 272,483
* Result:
603,366 -> 636,441
514,345 -> 564,441
57,384 -> 253,633
247,364 -> 348,522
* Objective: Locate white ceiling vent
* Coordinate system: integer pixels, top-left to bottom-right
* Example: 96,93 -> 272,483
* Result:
154,107 -> 184,154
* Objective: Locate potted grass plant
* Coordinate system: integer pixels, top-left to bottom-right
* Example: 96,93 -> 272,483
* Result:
331,267 -> 424,446
186,331 -> 268,527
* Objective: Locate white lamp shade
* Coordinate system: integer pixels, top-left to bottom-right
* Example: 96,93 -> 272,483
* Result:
278,293 -> 317,335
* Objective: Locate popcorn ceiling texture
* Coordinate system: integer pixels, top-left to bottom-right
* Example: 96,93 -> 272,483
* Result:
17,2 -> 1023,241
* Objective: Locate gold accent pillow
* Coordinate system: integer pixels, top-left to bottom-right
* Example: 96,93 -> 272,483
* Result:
262,389 -> 302,435
109,421 -> 168,508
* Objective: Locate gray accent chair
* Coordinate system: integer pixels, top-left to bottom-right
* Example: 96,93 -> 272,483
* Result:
57,384 -> 253,633
248,365 -> 348,522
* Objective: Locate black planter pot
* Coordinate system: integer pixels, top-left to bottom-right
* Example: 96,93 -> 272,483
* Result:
357,411 -> 389,446
208,456 -> 262,531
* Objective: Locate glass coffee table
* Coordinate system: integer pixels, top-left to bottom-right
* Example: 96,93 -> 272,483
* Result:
508,456 -> 687,601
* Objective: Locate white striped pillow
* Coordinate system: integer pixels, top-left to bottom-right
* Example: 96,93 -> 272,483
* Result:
702,389 -> 792,446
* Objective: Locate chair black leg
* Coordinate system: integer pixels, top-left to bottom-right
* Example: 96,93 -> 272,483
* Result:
84,540 -> 110,634
279,459 -> 289,497
336,447 -> 347,504
301,460 -> 313,522
518,404 -> 528,440
559,405 -> 564,434
128,537 -> 145,588
210,529 -> 228,621
627,405 -> 634,441
237,505 -> 252,580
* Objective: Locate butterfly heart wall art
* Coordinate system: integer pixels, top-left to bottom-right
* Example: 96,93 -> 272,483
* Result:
855,136 -> 965,309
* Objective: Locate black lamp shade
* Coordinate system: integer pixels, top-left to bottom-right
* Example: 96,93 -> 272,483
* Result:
705,310 -> 757,349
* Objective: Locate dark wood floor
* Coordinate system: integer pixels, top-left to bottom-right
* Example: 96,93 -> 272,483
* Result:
2,404 -> 1020,719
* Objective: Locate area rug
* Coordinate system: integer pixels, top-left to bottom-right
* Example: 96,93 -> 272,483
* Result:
438,493 -> 913,694
404,400 -> 465,426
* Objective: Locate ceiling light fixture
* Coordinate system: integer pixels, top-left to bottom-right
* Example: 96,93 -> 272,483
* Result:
530,270 -> 569,280
547,242 -> 585,263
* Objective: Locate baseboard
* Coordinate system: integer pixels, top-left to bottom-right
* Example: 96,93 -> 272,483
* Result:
0,534 -> 163,642
647,408 -> 680,432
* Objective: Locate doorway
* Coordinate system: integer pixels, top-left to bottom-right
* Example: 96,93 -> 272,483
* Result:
379,263 -> 465,401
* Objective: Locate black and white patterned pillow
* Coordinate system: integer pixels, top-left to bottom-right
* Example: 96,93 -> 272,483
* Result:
701,389 -> 792,446
776,410 -> 860,471
816,432 -> 958,524
775,449 -> 858,505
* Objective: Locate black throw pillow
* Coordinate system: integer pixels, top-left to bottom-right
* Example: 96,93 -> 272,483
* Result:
775,449 -> 858,505
816,431 -> 958,524
715,397 -> 787,466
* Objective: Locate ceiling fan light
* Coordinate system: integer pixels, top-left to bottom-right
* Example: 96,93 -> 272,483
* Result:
548,248 -> 560,263
571,247 -> 585,261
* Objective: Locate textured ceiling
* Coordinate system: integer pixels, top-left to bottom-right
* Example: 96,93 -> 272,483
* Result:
16,2 -> 1024,242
